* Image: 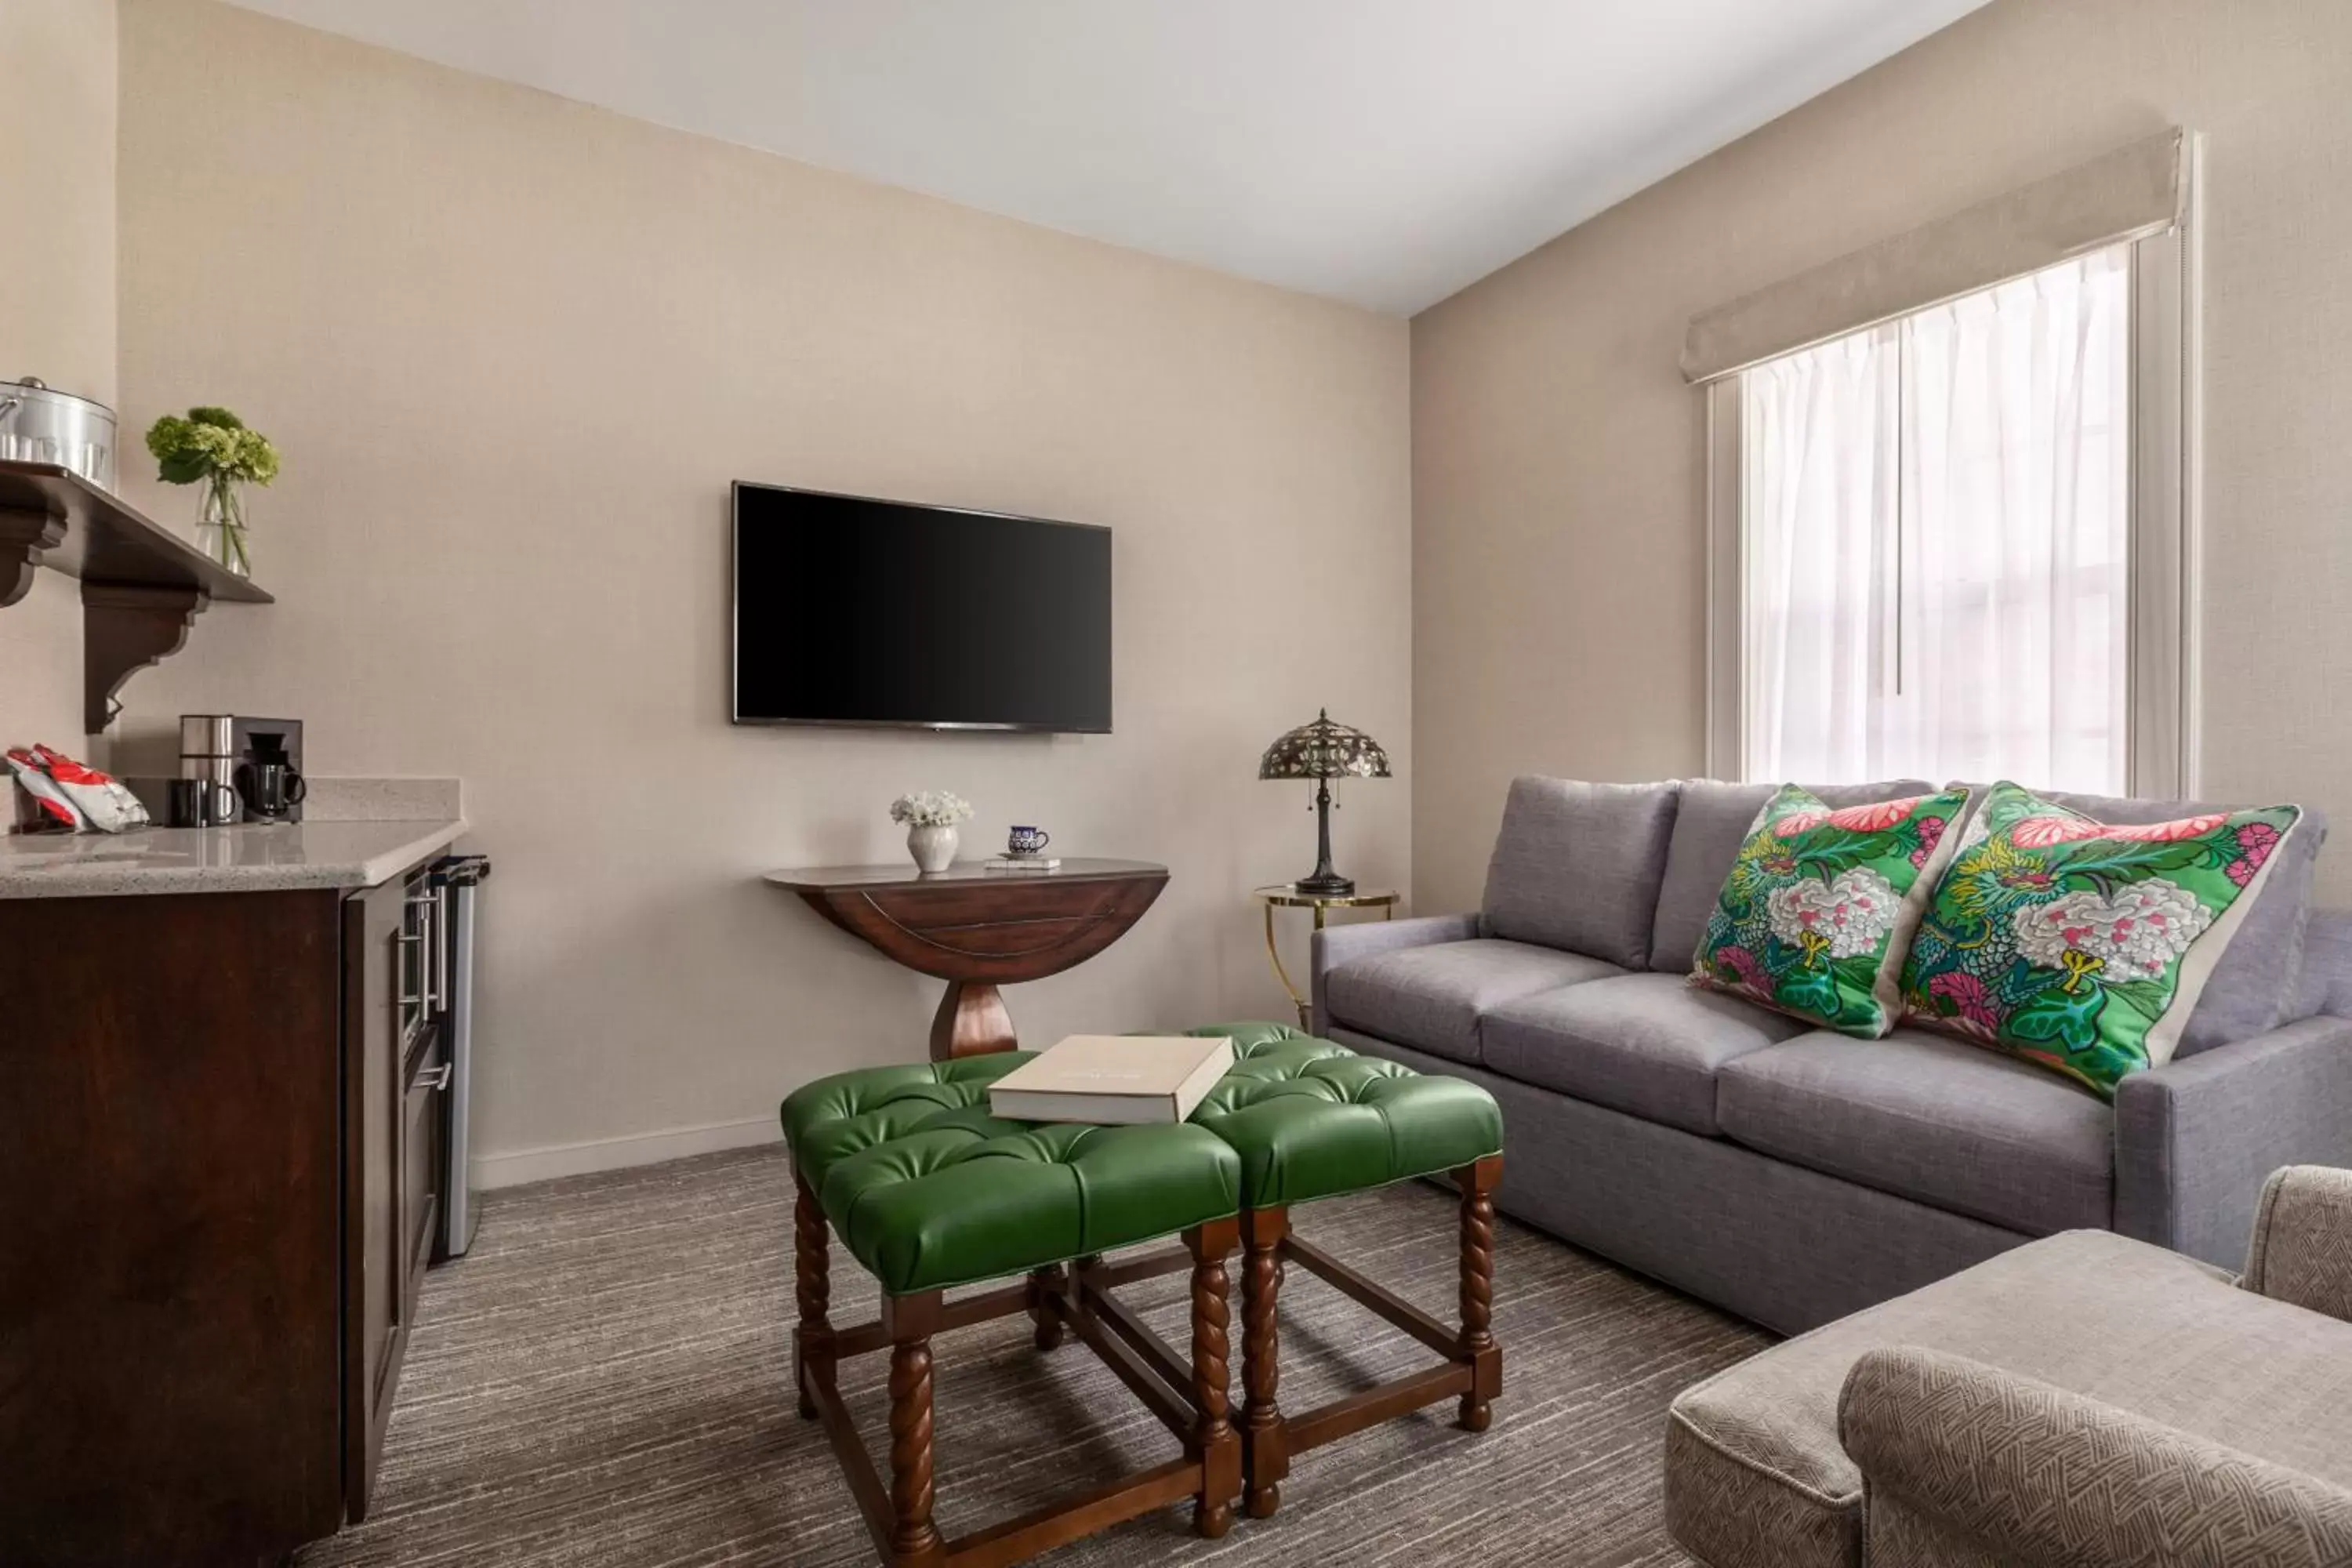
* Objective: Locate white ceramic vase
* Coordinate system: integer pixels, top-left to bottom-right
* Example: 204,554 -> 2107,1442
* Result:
907,823 -> 959,874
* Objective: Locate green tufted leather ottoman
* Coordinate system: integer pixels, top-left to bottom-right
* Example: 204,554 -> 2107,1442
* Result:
782,1055 -> 1245,1566
1174,1022 -> 1505,1519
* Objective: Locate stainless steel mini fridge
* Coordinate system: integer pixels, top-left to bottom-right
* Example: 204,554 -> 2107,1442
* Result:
431,854 -> 491,1258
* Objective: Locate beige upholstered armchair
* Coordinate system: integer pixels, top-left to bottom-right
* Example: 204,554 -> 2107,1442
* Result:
1666,1167 -> 2352,1568
1837,1167 -> 2352,1568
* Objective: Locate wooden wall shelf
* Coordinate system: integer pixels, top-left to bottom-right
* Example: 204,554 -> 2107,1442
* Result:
0,460 -> 273,733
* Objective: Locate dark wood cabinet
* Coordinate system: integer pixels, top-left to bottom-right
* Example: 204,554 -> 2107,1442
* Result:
0,848 -> 452,1565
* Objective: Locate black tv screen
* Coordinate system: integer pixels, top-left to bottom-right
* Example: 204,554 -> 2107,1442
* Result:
731,483 -> 1112,731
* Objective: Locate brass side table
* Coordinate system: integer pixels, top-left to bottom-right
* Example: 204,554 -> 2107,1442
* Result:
1254,884 -> 1399,1029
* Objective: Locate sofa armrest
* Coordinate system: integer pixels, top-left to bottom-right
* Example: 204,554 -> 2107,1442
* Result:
2244,1165 -> 2352,1325
2113,1016 -> 2352,1268
1309,912 -> 1479,1038
1839,1347 -> 2352,1568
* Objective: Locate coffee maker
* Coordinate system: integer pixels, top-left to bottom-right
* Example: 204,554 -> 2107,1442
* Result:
231,718 -> 307,822
172,715 -> 307,826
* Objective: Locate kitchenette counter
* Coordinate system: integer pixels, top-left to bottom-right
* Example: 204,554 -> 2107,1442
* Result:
0,816 -> 467,898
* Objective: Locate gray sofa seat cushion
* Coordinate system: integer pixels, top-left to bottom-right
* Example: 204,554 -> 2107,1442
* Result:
1716,1029 -> 2112,1236
1664,1229 -> 2352,1568
1944,782 -> 2330,1054
1647,779 -> 1934,976
1321,938 -> 1622,1066
1481,972 -> 1805,1137
1481,778 -> 1680,968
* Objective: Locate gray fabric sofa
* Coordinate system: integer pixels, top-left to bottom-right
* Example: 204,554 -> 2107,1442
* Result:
1664,1165 -> 2352,1568
1311,776 -> 2352,1333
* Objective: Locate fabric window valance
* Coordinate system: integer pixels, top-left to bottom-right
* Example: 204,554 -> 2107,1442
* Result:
1681,129 -> 2183,383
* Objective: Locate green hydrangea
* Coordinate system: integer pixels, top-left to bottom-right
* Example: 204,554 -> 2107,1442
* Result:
145,406 -> 281,487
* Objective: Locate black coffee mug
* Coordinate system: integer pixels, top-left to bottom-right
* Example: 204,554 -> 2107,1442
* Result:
237,761 -> 307,820
169,777 -> 241,828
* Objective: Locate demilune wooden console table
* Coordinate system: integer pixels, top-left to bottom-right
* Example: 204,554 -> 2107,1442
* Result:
764,858 -> 1169,1059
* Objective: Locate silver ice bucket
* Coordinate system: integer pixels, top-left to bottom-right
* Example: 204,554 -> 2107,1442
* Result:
0,376 -> 117,492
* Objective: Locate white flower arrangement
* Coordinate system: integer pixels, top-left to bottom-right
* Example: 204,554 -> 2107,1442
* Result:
889,790 -> 974,829
1766,867 -> 1899,960
2013,881 -> 2211,984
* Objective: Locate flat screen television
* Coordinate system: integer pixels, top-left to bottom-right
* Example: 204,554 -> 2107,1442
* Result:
731,482 -> 1113,731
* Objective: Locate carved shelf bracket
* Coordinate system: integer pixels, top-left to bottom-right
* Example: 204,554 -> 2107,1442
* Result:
84,583 -> 209,735
1,504 -> 69,608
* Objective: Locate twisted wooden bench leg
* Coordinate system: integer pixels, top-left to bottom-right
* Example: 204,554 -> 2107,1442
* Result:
886,1292 -> 945,1567
793,1173 -> 833,1421
1456,1154 -> 1504,1433
1240,1204 -> 1290,1519
1027,1263 -> 1068,1351
1188,1217 -> 1241,1538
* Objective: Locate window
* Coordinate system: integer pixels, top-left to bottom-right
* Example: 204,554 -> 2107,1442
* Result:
1707,207 -> 2198,798
1741,246 -> 2132,789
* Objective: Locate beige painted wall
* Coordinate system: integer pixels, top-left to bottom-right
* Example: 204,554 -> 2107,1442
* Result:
1412,0 -> 2352,912
116,0 -> 1412,1178
0,0 -> 115,751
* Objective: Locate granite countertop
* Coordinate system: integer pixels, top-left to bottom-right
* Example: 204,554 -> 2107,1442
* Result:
0,818 -> 468,899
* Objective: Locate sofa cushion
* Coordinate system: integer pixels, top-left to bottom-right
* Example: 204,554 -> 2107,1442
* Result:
1900,781 -> 2309,1095
1649,779 -> 1934,976
1664,1229 -> 2352,1568
1690,786 -> 1968,1038
1481,972 -> 1804,1137
1947,782 -> 2330,1054
1322,938 -> 1621,1066
1481,777 -> 1679,968
1715,1029 -> 2112,1236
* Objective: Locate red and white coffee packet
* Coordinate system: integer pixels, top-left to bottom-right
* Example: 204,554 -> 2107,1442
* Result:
7,747 -> 85,831
7,746 -> 151,834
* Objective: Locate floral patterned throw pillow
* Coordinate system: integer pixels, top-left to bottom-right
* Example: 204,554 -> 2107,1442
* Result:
1690,785 -> 1969,1037
1899,781 -> 2303,1097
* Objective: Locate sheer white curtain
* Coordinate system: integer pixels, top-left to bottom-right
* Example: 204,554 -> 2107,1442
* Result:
1740,246 -> 2131,792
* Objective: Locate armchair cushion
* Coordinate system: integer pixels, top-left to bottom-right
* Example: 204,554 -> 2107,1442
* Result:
1840,1347 -> 2352,1568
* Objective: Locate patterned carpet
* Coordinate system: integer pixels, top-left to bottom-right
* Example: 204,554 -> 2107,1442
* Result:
296,1145 -> 1763,1566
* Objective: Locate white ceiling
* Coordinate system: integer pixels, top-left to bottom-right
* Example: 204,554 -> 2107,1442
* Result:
221,0 -> 1988,315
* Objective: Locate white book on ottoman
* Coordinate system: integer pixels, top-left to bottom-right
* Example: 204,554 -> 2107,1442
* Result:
988,1034 -> 1232,1124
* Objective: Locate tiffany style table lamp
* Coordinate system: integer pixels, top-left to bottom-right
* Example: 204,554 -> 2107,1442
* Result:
1258,708 -> 1391,896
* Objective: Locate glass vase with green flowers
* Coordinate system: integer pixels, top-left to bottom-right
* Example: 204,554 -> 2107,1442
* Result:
143,407 -> 281,578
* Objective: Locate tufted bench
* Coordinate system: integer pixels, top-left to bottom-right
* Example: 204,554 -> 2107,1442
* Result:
1175,1022 -> 1505,1516
782,1055 -> 1245,1566
780,1027 -> 1504,1559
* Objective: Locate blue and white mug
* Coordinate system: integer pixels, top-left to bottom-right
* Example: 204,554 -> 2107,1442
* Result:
1007,825 -> 1051,857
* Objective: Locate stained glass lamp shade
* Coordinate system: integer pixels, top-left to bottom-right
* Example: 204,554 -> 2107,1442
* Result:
1259,708 -> 1391,895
